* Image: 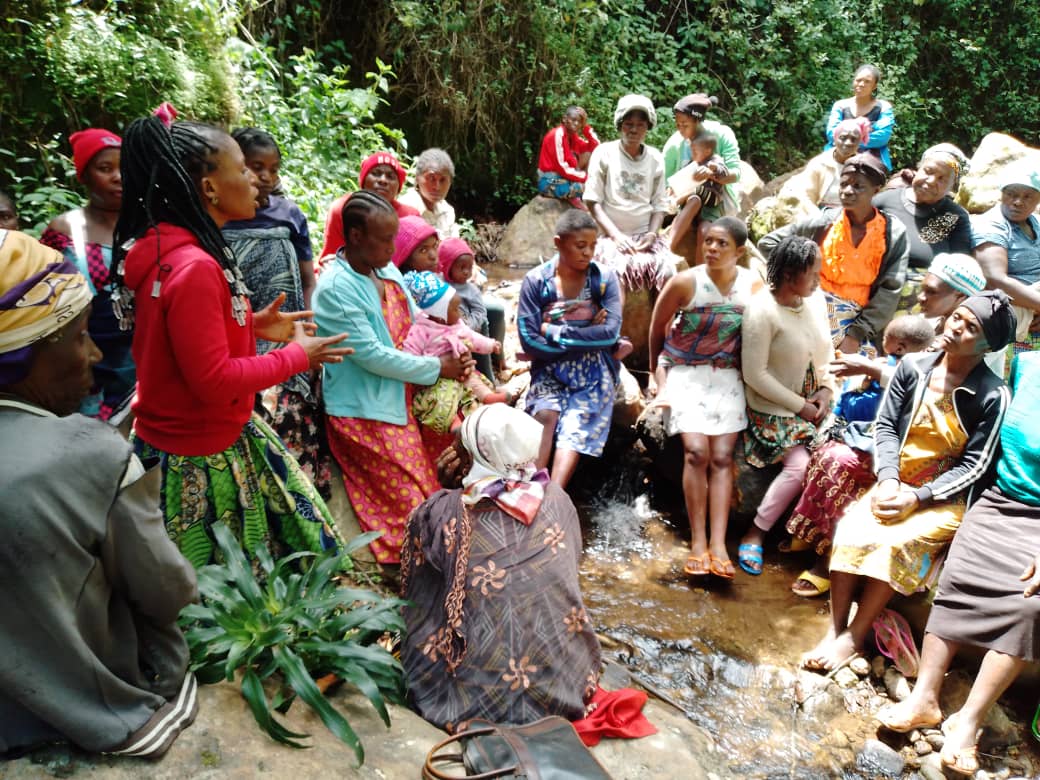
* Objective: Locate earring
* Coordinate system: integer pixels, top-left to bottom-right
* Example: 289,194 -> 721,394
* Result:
210,195 -> 219,206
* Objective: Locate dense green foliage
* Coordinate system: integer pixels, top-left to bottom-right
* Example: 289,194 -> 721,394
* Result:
2,0 -> 1039,226
180,523 -> 406,762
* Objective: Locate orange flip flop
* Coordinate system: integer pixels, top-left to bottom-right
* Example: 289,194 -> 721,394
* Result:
683,552 -> 711,577
709,553 -> 735,580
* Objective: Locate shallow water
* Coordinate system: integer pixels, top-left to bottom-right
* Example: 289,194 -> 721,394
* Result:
577,486 -> 1040,779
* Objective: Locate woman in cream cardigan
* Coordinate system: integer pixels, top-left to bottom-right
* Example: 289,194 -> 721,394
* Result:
736,235 -> 836,575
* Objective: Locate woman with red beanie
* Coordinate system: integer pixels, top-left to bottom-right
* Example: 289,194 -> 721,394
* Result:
318,151 -> 420,261
41,128 -> 134,420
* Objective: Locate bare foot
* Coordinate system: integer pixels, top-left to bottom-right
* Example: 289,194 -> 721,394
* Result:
876,699 -> 942,733
800,629 -> 858,673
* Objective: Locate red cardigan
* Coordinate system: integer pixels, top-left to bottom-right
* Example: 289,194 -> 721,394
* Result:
125,224 -> 308,455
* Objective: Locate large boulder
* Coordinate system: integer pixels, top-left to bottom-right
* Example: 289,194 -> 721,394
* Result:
495,195 -> 571,267
956,132 -> 1040,214
734,160 -> 765,219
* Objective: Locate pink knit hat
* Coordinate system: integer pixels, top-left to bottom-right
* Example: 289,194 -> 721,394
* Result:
437,237 -> 474,277
69,128 -> 122,181
359,151 -> 407,189
392,215 -> 438,268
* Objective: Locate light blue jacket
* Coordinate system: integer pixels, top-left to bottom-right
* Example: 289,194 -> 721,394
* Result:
314,255 -> 440,423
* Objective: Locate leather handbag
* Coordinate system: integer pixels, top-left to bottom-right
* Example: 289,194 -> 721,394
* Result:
422,716 -> 613,779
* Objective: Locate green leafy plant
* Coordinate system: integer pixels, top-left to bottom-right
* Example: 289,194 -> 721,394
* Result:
179,523 -> 407,764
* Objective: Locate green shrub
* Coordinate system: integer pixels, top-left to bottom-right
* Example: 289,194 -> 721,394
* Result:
180,523 -> 407,764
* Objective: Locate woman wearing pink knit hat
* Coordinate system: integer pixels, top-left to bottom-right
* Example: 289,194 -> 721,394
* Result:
319,151 -> 420,261
40,127 -> 133,421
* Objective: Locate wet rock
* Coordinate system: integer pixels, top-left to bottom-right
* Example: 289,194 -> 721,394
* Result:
871,655 -> 887,678
924,732 -> 945,750
918,752 -> 945,780
856,738 -> 906,778
496,195 -> 570,268
913,739 -> 933,756
956,132 -> 1040,214
883,666 -> 912,702
824,729 -> 851,749
849,656 -> 871,676
612,364 -> 645,429
834,667 -> 859,688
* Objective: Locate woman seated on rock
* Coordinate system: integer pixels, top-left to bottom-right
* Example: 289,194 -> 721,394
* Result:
760,154 -> 908,354
972,160 -> 1040,368
319,151 -> 420,261
0,230 -> 199,759
875,144 -> 973,317
801,291 -> 1015,673
734,235 -> 834,576
583,94 -> 677,292
518,210 -> 622,489
824,64 -> 895,171
648,218 -> 762,579
875,351 -> 1040,777
400,403 -> 600,732
777,117 -> 868,217
399,147 -> 460,238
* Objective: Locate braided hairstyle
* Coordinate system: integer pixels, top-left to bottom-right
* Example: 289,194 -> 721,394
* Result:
766,234 -> 819,293
232,127 -> 281,160
111,116 -> 249,329
341,190 -> 396,246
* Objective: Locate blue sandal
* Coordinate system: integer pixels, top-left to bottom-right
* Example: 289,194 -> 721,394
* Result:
737,543 -> 764,575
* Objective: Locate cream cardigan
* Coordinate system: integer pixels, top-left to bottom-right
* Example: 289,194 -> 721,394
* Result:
741,287 -> 836,416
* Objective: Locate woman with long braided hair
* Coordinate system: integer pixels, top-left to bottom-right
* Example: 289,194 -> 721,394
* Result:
112,113 -> 351,567
313,190 -> 473,565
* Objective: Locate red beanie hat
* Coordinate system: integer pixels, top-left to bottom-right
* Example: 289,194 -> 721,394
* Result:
437,237 -> 474,278
392,215 -> 438,268
359,151 -> 407,190
69,128 -> 122,181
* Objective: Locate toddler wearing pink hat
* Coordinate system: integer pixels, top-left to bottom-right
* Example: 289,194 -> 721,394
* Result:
402,271 -> 510,433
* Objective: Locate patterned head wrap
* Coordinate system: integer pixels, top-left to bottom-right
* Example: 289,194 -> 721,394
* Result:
834,117 -> 870,146
403,270 -> 455,320
960,290 -> 1017,352
842,153 -> 889,186
460,403 -> 549,525
437,237 -> 474,278
359,151 -> 407,190
927,253 -> 986,297
0,230 -> 92,383
919,143 -> 969,191
614,94 -> 657,130
999,156 -> 1040,193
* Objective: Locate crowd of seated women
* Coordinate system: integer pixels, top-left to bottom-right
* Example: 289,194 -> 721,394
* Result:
1,63 -> 1038,772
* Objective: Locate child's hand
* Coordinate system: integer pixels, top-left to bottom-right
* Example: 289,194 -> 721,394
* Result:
493,341 -> 502,354
592,308 -> 608,325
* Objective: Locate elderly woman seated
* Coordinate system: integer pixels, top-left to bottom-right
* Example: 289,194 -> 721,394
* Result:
876,350 -> 1040,776
400,404 -> 600,731
0,230 -> 198,758
777,117 -> 869,218
800,291 -> 1015,673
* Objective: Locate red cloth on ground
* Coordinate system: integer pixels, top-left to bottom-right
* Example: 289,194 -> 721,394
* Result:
319,193 -> 419,260
572,686 -> 657,746
124,224 -> 308,456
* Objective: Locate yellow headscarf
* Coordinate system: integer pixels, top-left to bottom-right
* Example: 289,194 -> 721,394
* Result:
0,229 -> 92,355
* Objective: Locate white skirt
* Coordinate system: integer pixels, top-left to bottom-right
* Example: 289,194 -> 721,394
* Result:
663,364 -> 747,436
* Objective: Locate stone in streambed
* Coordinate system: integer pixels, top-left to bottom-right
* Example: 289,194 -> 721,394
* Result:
849,655 -> 871,676
856,739 -> 906,778
884,666 -> 912,702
